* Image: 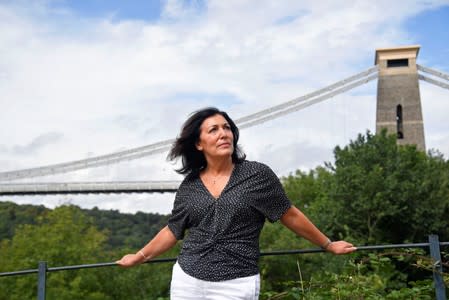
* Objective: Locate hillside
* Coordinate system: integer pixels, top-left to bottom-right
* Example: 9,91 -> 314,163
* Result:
0,201 -> 169,249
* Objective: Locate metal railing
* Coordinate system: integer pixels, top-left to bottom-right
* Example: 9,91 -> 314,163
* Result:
1,234 -> 448,300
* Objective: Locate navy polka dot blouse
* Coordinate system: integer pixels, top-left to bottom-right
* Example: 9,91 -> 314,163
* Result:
168,160 -> 292,281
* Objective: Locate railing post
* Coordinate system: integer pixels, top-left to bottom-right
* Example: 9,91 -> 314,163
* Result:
37,261 -> 47,300
429,235 -> 447,300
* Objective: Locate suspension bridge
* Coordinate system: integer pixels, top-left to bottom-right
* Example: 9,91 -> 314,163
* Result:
1,47 -> 448,196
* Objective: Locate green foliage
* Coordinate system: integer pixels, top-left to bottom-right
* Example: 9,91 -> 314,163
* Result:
260,252 -> 437,299
266,130 -> 449,298
314,129 -> 449,244
83,207 -> 169,250
0,205 -> 106,269
0,204 -> 178,299
0,201 -> 47,240
259,221 -> 310,292
0,201 -> 169,250
0,205 -> 108,300
281,167 -> 331,208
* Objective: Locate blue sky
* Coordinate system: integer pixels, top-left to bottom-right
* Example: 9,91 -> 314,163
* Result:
49,0 -> 207,22
55,0 -> 164,21
1,0 -> 449,213
404,5 -> 449,69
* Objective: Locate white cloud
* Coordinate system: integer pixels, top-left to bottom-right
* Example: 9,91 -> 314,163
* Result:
1,1 -> 449,213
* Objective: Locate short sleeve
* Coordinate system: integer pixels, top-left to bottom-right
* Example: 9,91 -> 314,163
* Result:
167,185 -> 190,240
250,163 -> 291,223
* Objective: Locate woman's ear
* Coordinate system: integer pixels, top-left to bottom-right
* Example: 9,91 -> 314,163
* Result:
195,141 -> 203,151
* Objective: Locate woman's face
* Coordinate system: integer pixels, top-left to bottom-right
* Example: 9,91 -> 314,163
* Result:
196,114 -> 234,160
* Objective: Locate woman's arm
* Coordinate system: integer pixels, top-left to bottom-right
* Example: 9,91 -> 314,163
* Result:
116,225 -> 178,267
280,206 -> 356,254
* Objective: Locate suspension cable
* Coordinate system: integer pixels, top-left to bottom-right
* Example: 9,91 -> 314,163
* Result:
417,64 -> 449,82
418,74 -> 449,90
239,74 -> 378,129
0,67 -> 379,181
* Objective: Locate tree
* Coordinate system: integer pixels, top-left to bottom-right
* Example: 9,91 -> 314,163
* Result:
0,205 -> 109,300
0,201 -> 48,241
322,130 -> 449,244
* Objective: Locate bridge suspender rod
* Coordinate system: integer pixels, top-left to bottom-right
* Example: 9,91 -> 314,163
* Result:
235,66 -> 378,124
0,67 -> 378,181
239,73 -> 378,129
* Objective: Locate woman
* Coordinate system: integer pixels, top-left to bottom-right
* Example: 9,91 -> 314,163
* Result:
116,107 -> 356,299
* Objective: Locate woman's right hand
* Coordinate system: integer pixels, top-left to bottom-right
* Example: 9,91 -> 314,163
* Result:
116,253 -> 144,268
115,226 -> 177,268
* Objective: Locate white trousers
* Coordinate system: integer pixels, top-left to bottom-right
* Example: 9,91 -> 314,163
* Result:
170,262 -> 260,300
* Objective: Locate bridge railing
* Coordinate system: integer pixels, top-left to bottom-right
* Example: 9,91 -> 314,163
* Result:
1,234 -> 448,300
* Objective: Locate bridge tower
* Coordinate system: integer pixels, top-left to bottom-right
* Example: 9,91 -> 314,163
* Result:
375,45 -> 425,151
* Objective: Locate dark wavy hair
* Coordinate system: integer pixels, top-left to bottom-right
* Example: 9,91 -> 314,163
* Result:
167,107 -> 246,175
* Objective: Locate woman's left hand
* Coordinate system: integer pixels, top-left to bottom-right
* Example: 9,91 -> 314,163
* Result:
326,240 -> 357,254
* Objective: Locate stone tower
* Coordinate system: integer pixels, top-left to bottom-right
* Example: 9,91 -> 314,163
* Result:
375,45 -> 426,151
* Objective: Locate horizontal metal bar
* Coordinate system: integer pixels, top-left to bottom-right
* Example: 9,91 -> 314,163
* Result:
355,243 -> 430,250
0,268 -> 39,277
48,262 -> 117,272
260,248 -> 323,256
259,242 -> 432,256
3,241 -> 447,277
49,257 -> 179,272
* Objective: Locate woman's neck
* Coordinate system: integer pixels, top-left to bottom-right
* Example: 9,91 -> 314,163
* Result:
204,157 -> 234,176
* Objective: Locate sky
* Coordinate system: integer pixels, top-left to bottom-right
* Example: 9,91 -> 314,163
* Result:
1,0 -> 449,214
